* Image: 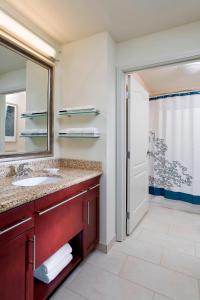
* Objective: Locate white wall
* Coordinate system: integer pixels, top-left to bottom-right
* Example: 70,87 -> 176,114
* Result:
60,32 -> 116,246
105,35 -> 116,245
0,68 -> 26,93
117,21 -> 200,69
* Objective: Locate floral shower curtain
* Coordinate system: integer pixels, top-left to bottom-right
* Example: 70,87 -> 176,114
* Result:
149,91 -> 200,204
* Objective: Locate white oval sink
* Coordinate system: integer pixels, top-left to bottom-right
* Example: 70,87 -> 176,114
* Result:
12,176 -> 61,187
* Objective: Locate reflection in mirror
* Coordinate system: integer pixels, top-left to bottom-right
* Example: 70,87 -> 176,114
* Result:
0,42 -> 50,157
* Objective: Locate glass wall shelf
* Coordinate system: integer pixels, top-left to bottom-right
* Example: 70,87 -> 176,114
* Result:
20,134 -> 47,137
21,113 -> 47,119
58,134 -> 100,138
58,110 -> 100,117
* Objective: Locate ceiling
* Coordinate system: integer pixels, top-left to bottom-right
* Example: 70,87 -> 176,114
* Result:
0,45 -> 26,74
3,0 -> 200,44
137,61 -> 200,96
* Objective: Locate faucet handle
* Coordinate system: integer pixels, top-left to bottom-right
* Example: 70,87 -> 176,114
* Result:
20,162 -> 28,167
18,163 -> 29,170
7,165 -> 17,177
16,163 -> 32,176
16,163 -> 24,172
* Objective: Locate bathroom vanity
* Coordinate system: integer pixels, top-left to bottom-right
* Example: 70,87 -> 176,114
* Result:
0,166 -> 101,300
0,31 -> 102,300
0,20 -> 103,300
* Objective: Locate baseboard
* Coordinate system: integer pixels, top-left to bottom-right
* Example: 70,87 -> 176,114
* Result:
97,236 -> 116,253
150,195 -> 200,214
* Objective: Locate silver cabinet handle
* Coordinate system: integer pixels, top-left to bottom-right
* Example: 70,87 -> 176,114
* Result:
87,201 -> 90,225
89,184 -> 100,191
0,217 -> 32,235
33,235 -> 36,270
28,235 -> 35,270
37,190 -> 87,216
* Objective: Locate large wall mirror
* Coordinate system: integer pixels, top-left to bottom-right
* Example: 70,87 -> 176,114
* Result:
0,38 -> 53,160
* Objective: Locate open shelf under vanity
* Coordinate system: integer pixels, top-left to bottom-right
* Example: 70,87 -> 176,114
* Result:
34,231 -> 83,300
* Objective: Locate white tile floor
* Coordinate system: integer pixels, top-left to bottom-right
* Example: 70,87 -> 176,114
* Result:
50,205 -> 200,300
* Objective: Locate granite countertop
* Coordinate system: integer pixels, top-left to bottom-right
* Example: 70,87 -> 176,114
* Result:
0,167 -> 102,213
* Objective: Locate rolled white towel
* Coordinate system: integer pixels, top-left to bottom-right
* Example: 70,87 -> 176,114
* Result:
59,127 -> 100,135
21,129 -> 47,135
34,253 -> 73,284
59,105 -> 95,112
36,243 -> 72,274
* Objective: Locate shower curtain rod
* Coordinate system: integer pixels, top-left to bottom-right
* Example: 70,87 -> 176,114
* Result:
150,89 -> 200,100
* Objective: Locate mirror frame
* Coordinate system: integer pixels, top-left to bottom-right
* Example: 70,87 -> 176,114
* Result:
0,36 -> 53,161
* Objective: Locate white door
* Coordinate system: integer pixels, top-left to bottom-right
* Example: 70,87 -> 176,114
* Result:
127,74 -> 149,235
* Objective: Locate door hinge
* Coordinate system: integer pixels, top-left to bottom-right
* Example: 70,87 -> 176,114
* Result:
125,84 -> 130,100
127,151 -> 130,159
126,211 -> 130,219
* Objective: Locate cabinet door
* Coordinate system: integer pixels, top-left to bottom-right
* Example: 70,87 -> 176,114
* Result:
0,229 -> 34,300
83,185 -> 99,257
35,193 -> 84,268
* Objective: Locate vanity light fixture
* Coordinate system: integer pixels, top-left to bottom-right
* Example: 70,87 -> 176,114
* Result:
0,9 -> 56,59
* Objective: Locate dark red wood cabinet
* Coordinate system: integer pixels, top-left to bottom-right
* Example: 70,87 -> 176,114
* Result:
0,201 -> 34,300
0,229 -> 34,300
0,176 -> 100,300
83,184 -> 99,257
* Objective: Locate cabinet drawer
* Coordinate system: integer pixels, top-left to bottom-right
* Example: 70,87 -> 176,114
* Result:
35,176 -> 100,212
0,202 -> 34,244
35,193 -> 85,267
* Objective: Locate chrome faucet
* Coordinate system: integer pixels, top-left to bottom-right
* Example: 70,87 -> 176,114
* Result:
16,163 -> 32,177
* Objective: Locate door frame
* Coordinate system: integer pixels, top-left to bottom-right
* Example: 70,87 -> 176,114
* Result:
116,51 -> 200,242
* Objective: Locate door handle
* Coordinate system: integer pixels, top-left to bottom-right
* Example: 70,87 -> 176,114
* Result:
0,217 -> 32,235
27,235 -> 35,270
87,201 -> 90,225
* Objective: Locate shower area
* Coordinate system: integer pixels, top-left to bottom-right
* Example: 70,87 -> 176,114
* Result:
136,61 -> 200,213
149,91 -> 200,209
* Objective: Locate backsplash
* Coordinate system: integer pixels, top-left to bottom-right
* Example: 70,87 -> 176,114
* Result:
60,159 -> 102,171
0,158 -> 102,178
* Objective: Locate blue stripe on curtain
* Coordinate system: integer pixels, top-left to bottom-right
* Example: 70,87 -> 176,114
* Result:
150,91 -> 200,101
149,186 -> 200,205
